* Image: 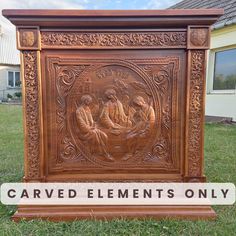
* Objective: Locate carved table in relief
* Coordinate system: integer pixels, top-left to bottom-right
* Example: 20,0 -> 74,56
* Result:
3,9 -> 223,220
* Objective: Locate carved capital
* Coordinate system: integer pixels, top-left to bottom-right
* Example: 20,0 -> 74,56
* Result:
17,27 -> 40,50
187,26 -> 210,49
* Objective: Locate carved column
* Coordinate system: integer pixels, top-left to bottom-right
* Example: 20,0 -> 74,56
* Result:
184,26 -> 210,182
17,27 -> 43,181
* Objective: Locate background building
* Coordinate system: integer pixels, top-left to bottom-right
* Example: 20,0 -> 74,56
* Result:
170,0 -> 236,121
0,24 -> 20,101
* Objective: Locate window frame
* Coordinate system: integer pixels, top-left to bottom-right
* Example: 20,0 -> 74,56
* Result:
7,70 -> 21,88
208,46 -> 236,94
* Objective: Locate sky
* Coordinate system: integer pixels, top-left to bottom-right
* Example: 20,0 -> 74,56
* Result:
0,0 -> 181,29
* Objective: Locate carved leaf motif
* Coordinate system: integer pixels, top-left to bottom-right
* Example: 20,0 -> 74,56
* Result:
23,51 -> 40,179
56,65 -> 86,132
188,50 -> 205,176
139,63 -> 174,164
162,97 -> 171,130
113,78 -> 129,95
60,136 -> 85,161
56,65 -> 87,163
152,138 -> 169,159
56,97 -> 66,133
153,69 -> 169,96
129,81 -> 152,96
41,32 -> 187,48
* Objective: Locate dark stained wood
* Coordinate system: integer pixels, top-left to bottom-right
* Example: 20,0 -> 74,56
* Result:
12,205 -> 216,221
3,9 -> 223,28
3,9 -> 223,221
2,9 -> 224,16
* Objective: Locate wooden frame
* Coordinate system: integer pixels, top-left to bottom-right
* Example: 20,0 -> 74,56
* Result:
3,9 -> 223,221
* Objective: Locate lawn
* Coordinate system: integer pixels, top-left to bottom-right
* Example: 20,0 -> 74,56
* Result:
0,104 -> 235,236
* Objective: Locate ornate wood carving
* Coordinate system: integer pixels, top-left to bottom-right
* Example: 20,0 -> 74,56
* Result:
3,9 -> 222,220
46,56 -> 180,172
41,31 -> 187,49
55,65 -> 88,164
22,51 -> 41,179
21,31 -> 36,47
187,50 -> 205,177
17,27 -> 40,50
188,26 -> 209,49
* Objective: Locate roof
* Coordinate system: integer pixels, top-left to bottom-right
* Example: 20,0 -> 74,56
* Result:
169,0 -> 236,29
0,25 -> 20,65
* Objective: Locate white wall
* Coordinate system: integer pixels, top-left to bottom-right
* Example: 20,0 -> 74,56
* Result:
206,94 -> 236,121
206,24 -> 236,121
0,64 -> 21,100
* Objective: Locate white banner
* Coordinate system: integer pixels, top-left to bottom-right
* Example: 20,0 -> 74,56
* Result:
1,183 -> 235,205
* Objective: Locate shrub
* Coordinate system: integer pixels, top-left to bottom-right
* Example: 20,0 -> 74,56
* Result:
14,92 -> 22,98
7,93 -> 13,99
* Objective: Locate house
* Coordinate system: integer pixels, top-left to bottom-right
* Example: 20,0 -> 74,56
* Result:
170,0 -> 236,121
0,24 -> 20,101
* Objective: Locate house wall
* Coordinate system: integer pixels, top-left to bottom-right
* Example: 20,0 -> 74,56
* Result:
0,64 -> 21,100
206,24 -> 236,121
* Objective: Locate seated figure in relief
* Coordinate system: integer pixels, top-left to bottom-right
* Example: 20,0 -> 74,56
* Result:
99,88 -> 132,135
123,95 -> 155,160
76,94 -> 114,161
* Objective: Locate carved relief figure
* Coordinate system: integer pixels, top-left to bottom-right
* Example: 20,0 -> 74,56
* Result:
21,31 -> 35,47
55,59 -> 177,168
99,88 -> 132,135
124,96 -> 155,160
76,95 -> 114,161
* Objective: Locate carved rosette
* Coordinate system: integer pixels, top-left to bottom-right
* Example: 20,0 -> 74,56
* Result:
41,31 -> 186,48
22,51 -> 41,179
187,50 -> 205,177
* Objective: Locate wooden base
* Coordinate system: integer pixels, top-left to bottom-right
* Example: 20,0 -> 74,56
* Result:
12,205 -> 216,221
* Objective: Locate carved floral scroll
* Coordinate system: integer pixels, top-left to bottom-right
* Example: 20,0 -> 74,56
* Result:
41,31 -> 187,48
187,50 -> 205,177
22,51 -> 41,179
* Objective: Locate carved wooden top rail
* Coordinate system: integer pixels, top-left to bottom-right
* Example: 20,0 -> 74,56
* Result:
3,9 -> 223,28
3,9 -> 224,51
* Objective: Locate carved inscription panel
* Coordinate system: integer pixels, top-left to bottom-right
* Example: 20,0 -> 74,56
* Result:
43,51 -> 185,174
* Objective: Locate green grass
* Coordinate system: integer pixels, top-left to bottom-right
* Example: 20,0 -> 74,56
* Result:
0,104 -> 236,236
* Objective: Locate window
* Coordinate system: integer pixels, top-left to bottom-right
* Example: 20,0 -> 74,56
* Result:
213,48 -> 236,90
7,71 -> 21,88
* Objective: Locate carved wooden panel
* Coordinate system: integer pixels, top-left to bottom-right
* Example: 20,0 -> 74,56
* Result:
42,51 -> 185,176
41,31 -> 187,49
